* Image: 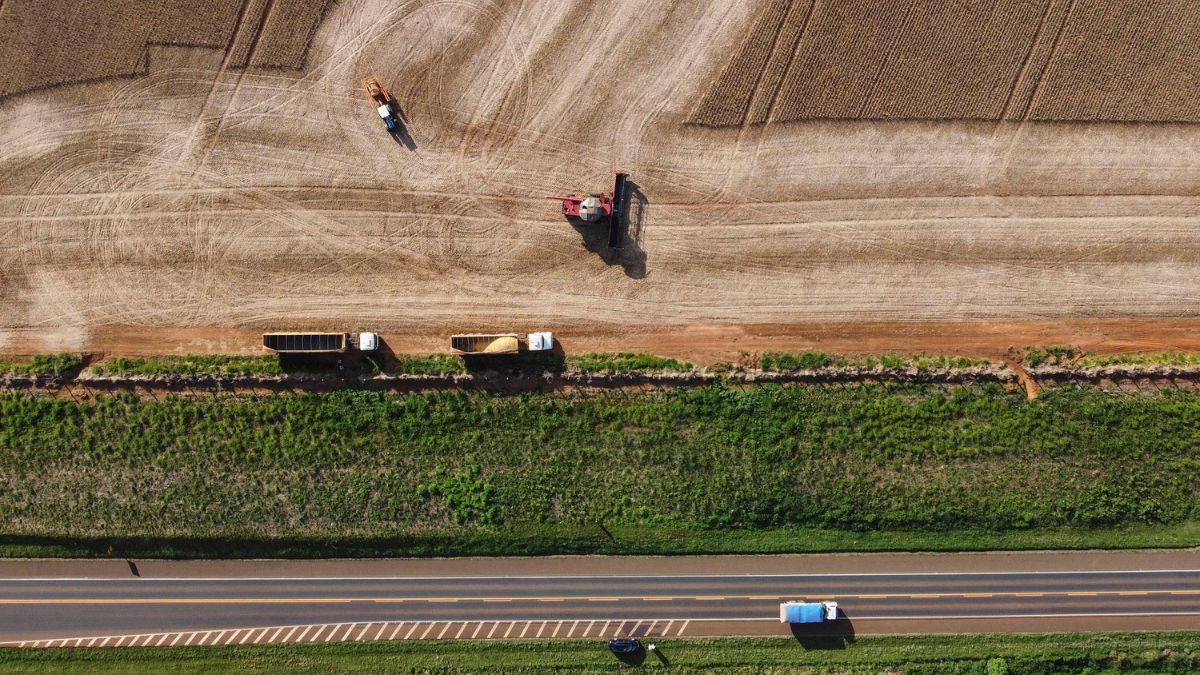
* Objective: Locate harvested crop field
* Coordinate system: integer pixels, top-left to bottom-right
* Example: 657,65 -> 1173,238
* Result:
0,0 -> 1199,359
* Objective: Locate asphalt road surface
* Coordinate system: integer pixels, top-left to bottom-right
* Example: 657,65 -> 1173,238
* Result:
1,552 -> 1197,646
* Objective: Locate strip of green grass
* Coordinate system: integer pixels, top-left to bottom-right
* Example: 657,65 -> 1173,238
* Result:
3,633 -> 1198,674
90,355 -> 284,376
1,383 -> 1198,556
568,352 -> 692,373
1077,352 -> 1200,368
389,353 -> 466,375
2,521 -> 1197,559
0,353 -> 81,376
761,352 -> 989,371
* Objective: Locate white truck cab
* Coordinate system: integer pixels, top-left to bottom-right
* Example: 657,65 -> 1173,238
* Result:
356,332 -> 380,351
527,331 -> 554,351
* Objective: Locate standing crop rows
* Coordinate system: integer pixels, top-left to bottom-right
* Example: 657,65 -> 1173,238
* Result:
249,0 -> 334,69
0,0 -> 330,100
1029,1 -> 1200,121
688,0 -> 793,127
689,0 -> 1200,125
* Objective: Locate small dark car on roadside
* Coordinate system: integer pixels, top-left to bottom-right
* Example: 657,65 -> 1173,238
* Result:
608,638 -> 642,654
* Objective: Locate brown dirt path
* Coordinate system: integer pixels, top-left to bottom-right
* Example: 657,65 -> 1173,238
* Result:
5,319 -> 1200,366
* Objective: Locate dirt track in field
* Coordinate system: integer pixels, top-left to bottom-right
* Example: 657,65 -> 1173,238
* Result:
1,0 -> 1199,359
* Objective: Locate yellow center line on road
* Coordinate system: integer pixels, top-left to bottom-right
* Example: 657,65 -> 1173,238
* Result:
0,589 -> 1196,605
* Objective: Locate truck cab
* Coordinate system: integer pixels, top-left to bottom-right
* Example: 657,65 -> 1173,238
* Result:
780,601 -> 838,624
356,332 -> 380,351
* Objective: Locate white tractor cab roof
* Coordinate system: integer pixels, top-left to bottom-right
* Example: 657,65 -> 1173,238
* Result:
527,331 -> 554,351
376,104 -> 392,119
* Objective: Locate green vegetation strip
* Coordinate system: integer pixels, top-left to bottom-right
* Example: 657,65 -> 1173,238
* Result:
91,355 -> 284,376
2,633 -> 1198,674
1077,352 -> 1200,368
568,352 -> 692,373
760,352 -> 987,371
0,353 -> 81,376
1,382 -> 1198,557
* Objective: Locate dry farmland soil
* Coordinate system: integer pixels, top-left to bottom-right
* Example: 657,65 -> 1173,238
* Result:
1,383 -> 1198,559
1,1 -> 1200,358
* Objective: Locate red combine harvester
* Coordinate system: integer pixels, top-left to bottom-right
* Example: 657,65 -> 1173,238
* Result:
547,172 -> 630,249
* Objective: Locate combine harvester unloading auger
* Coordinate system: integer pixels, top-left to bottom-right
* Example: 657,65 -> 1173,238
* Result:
548,172 -> 630,249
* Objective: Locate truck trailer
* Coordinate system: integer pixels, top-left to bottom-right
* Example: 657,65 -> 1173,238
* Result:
450,332 -> 553,355
779,601 -> 838,624
263,332 -> 379,353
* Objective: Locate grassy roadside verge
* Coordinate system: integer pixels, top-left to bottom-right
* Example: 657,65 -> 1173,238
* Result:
1,383 -> 1198,558
3,633 -> 1199,673
2,521 -> 1198,559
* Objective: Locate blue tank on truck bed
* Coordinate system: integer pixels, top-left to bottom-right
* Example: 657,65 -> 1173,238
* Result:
780,601 -> 838,624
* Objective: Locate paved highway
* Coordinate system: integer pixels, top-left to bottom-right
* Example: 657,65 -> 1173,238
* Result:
1,552 -> 1197,646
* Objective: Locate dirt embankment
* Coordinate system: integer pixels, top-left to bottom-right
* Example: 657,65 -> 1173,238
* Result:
6,360 -> 1200,399
8,319 -> 1200,366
